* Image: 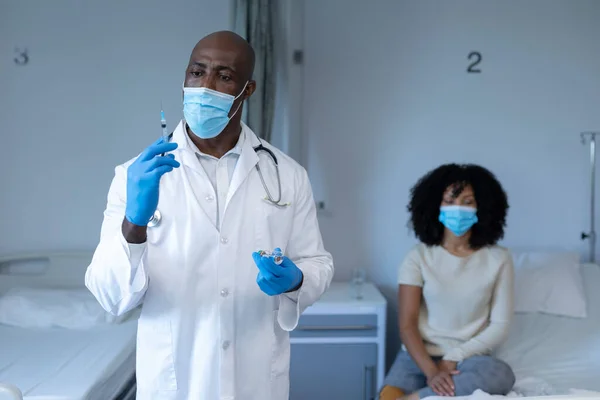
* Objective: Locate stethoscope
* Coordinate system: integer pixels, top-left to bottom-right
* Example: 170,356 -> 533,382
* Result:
253,142 -> 285,207
147,135 -> 285,228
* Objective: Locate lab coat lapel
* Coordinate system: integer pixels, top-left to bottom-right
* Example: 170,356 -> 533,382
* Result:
171,121 -> 218,230
172,122 -> 205,177
225,124 -> 260,211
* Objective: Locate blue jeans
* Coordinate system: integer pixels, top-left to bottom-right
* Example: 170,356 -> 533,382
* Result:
383,351 -> 516,399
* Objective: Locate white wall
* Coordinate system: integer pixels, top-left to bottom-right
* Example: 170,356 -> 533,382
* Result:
300,0 -> 600,364
0,0 -> 232,253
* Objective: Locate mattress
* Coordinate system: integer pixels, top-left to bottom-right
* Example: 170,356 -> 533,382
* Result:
495,263 -> 600,394
426,391 -> 600,400
0,318 -> 137,400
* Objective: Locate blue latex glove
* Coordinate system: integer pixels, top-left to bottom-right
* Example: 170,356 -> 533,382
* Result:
125,137 -> 180,226
252,249 -> 304,296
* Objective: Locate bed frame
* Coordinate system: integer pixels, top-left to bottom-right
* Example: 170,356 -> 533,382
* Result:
0,251 -> 138,400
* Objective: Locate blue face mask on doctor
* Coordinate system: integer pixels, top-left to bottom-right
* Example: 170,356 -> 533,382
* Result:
439,205 -> 478,237
183,82 -> 248,139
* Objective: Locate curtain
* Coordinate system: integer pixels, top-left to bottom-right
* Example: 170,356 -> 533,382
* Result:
233,0 -> 276,142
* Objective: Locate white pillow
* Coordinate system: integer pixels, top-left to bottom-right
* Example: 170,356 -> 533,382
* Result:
511,251 -> 587,318
0,287 -> 126,329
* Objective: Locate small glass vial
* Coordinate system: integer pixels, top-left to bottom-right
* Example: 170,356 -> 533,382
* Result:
272,248 -> 284,265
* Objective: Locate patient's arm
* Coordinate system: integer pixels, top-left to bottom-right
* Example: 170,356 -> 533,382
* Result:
399,284 -> 439,379
443,259 -> 515,362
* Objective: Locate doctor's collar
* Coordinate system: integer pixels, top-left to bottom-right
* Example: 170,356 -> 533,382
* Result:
177,119 -> 250,156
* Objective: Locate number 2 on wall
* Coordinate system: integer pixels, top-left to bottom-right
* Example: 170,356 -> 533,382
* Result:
467,51 -> 482,73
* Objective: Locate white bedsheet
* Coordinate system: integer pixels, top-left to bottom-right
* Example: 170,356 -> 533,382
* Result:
0,318 -> 137,400
425,389 -> 600,400
495,263 -> 600,394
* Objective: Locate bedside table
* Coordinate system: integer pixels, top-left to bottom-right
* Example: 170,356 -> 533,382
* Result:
289,281 -> 387,400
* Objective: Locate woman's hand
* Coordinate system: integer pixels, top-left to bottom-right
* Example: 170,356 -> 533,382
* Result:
426,365 -> 459,396
438,360 -> 459,374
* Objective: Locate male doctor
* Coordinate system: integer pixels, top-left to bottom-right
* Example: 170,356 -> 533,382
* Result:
85,31 -> 334,400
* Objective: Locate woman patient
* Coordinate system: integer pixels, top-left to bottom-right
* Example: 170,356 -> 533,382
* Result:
380,163 -> 516,400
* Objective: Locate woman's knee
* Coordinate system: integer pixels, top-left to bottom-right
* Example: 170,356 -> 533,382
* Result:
455,357 -> 516,396
486,358 -> 516,395
382,351 -> 426,393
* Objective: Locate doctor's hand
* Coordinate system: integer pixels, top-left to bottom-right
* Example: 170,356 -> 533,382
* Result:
125,137 -> 179,227
252,251 -> 304,296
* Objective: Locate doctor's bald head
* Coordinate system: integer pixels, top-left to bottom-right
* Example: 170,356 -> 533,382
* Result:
184,30 -> 256,100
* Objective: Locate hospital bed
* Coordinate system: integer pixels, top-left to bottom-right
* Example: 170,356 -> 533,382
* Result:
428,258 -> 600,400
0,252 -> 138,400
495,262 -> 600,397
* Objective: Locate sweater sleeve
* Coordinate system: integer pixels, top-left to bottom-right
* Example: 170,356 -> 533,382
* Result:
398,247 -> 424,287
443,255 -> 515,362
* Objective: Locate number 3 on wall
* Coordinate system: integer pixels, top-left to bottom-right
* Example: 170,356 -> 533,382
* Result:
467,51 -> 482,73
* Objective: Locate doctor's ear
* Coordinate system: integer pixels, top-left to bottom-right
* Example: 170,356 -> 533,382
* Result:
244,80 -> 256,99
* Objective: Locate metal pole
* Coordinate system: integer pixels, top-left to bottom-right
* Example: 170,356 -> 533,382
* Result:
581,132 -> 598,263
590,135 -> 596,263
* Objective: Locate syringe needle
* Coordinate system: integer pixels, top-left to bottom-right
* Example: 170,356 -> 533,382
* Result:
160,101 -> 169,156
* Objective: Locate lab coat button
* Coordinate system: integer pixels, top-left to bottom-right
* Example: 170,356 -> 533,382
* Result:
206,195 -> 214,201
220,288 -> 229,297
220,237 -> 228,244
222,340 -> 230,350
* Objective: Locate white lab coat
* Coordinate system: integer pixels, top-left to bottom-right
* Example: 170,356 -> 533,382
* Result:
85,121 -> 334,400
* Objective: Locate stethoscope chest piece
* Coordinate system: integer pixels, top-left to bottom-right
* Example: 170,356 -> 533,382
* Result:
147,209 -> 162,228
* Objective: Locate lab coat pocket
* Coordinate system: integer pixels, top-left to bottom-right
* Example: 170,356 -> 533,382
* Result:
255,201 -> 294,251
137,318 -> 178,391
271,310 -> 291,379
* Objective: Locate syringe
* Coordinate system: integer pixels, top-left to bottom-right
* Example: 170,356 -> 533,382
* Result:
160,102 -> 168,156
160,102 -> 168,141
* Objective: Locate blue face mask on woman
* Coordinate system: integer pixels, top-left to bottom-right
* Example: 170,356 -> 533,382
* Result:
439,205 -> 478,237
183,82 -> 248,139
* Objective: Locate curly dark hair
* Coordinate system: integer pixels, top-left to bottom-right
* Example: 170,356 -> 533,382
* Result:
408,163 -> 509,249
